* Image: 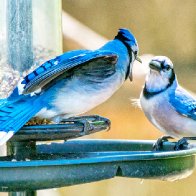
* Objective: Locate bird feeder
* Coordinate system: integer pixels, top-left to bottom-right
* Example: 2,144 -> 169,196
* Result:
1,1 -> 196,196
0,0 -> 62,98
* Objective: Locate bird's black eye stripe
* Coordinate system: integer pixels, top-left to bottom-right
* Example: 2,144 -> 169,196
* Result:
160,60 -> 165,69
160,60 -> 170,71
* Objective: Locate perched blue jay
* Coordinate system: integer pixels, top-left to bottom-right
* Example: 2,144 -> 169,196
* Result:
0,28 -> 141,144
140,56 -> 196,149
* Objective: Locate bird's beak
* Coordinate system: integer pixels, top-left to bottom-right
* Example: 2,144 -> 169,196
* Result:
136,56 -> 142,63
149,60 -> 161,72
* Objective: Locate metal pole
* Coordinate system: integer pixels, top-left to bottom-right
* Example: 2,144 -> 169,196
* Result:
6,1 -> 35,194
7,141 -> 36,159
9,191 -> 37,196
7,141 -> 37,196
6,0 -> 33,73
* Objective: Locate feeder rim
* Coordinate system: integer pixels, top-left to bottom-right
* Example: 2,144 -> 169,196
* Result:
1,139 -> 196,168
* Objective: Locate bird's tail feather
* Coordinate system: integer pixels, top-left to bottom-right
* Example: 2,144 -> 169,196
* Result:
0,97 -> 42,145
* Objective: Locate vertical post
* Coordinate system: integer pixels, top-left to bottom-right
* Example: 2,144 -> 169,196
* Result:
7,141 -> 36,159
7,141 -> 37,196
3,0 -> 62,194
9,191 -> 36,196
7,0 -> 33,73
6,1 -> 35,194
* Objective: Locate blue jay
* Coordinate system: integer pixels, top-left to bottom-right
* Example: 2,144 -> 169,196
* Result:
0,28 -> 141,144
140,56 -> 196,150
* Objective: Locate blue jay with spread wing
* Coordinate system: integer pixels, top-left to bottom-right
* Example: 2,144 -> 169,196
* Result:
0,28 -> 141,144
140,56 -> 196,149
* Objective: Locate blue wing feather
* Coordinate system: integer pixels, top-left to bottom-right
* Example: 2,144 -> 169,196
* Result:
21,50 -> 118,94
22,50 -> 89,85
169,86 -> 196,120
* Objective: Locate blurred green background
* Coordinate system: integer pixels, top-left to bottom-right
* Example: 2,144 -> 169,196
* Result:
61,1 -> 196,196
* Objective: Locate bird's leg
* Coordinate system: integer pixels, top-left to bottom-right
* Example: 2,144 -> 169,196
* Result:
71,115 -> 111,132
70,115 -> 111,131
61,116 -> 94,135
153,135 -> 174,151
67,115 -> 102,122
174,138 -> 189,150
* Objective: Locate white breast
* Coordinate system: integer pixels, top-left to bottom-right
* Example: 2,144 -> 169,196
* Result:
140,92 -> 165,132
140,89 -> 196,138
145,71 -> 170,93
37,72 -> 124,121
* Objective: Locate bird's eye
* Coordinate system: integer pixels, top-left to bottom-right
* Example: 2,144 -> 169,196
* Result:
164,64 -> 170,71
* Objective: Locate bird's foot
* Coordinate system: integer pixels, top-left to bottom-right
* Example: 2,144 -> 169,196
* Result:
79,115 -> 111,131
72,115 -> 111,130
61,116 -> 94,135
174,138 -> 190,150
68,115 -> 102,122
153,136 -> 174,151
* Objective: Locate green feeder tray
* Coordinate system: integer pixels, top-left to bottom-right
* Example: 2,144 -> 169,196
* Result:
0,115 -> 196,194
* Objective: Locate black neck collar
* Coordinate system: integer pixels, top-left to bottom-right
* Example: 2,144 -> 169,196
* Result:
143,70 -> 176,99
115,35 -> 132,80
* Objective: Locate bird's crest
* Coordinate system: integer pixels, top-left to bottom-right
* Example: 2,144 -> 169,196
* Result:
115,28 -> 138,49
